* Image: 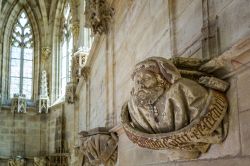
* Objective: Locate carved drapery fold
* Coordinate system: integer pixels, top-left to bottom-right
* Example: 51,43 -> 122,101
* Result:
79,127 -> 118,166
121,57 -> 229,158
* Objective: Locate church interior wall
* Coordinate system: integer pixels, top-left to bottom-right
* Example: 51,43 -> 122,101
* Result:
76,0 -> 250,165
0,0 -> 250,165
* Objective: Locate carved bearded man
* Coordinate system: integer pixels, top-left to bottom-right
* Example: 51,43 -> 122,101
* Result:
128,57 -> 209,134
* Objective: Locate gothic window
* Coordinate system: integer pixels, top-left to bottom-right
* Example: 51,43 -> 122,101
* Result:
60,2 -> 73,95
9,10 -> 33,99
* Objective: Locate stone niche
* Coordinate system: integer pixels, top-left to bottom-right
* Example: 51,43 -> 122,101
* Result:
79,127 -> 118,166
121,56 -> 229,158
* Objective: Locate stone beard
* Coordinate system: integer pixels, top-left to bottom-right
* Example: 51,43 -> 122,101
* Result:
122,57 -> 229,153
128,58 -> 209,134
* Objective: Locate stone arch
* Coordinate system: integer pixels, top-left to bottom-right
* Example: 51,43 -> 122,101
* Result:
50,0 -> 79,102
1,1 -> 41,101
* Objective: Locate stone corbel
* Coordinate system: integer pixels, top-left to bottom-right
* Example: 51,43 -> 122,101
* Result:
121,56 -> 229,158
84,0 -> 115,35
79,127 -> 118,166
72,51 -> 88,82
11,94 -> 27,113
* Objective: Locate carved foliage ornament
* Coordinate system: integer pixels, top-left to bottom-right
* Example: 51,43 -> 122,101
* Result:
79,128 -> 118,166
41,47 -> 51,63
121,57 -> 229,155
85,0 -> 114,35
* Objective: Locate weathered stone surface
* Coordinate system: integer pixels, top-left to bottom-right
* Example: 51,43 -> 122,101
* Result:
239,110 -> 250,155
79,128 -> 118,166
121,57 -> 229,156
237,68 -> 250,112
175,157 -> 250,166
200,78 -> 241,159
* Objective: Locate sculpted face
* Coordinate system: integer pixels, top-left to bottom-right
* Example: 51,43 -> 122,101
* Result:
134,70 -> 158,98
132,70 -> 166,105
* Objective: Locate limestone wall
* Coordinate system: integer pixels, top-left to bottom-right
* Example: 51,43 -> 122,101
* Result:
0,109 -> 47,160
76,0 -> 250,165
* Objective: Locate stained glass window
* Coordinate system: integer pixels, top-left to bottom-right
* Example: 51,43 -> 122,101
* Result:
10,10 -> 33,99
61,2 -> 73,95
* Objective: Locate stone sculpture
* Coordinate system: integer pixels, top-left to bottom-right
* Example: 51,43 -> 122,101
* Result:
70,146 -> 81,166
8,157 -> 25,166
11,94 -> 26,113
34,157 -> 46,166
72,51 -> 88,82
121,57 -> 229,155
38,70 -> 49,113
79,128 -> 118,166
84,0 -> 114,35
65,82 -> 76,104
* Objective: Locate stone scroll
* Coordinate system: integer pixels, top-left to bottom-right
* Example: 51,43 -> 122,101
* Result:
121,57 -> 229,155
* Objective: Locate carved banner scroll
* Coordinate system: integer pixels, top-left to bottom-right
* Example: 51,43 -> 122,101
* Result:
121,57 -> 229,155
121,90 -> 228,152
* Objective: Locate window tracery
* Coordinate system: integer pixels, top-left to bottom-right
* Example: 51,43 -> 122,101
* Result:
61,2 -> 73,95
10,10 -> 33,99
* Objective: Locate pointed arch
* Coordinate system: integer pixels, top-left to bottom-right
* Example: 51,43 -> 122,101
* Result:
9,9 -> 34,99
51,0 -> 74,101
1,2 -> 40,101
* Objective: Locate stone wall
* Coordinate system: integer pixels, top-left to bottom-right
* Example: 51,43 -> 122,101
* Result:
0,108 -> 47,160
75,0 -> 250,165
